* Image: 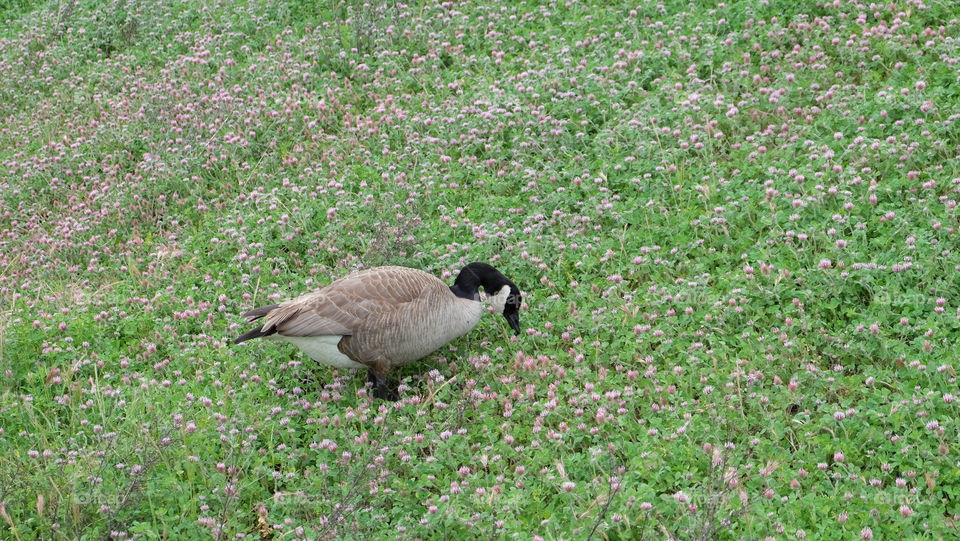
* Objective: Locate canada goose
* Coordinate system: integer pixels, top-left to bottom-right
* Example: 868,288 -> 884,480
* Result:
234,263 -> 522,400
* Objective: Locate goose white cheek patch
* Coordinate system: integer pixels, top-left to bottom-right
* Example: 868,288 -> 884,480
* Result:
485,285 -> 511,313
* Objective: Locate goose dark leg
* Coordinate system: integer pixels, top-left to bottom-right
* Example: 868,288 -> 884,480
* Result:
368,369 -> 398,401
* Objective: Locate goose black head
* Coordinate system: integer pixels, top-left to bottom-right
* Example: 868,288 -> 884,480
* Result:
451,262 -> 522,335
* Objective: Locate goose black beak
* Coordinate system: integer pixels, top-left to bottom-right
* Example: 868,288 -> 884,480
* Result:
505,312 -> 521,335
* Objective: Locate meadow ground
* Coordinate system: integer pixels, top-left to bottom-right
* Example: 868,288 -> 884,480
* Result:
1,0 -> 959,539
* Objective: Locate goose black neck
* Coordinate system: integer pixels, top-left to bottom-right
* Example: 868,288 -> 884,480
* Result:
450,262 -> 507,300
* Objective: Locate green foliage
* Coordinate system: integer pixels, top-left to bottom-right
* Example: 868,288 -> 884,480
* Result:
2,0 -> 960,539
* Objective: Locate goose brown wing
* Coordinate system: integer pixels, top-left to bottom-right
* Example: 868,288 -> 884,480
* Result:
260,266 -> 445,337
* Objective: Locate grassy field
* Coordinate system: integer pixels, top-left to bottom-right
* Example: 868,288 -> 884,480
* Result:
1,0 -> 959,538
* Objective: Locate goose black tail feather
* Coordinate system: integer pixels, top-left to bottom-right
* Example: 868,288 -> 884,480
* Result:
234,304 -> 281,344
234,325 -> 277,344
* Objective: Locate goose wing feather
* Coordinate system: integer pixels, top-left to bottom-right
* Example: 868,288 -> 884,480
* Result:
258,266 -> 445,338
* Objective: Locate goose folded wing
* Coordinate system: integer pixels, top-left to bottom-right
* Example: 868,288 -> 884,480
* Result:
261,295 -> 358,337
261,268 -> 439,337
